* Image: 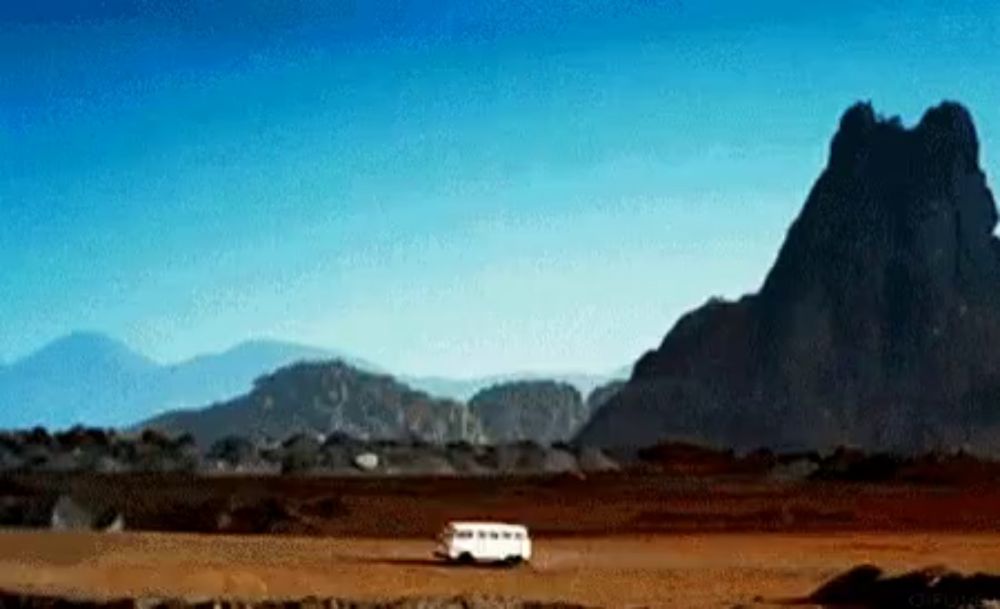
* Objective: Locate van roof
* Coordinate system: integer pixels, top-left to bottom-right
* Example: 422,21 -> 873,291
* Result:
446,521 -> 528,531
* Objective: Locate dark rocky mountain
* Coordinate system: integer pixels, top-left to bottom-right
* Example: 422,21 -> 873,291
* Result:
579,101 -> 1000,454
142,360 -> 486,447
469,380 -> 588,444
145,368 -> 621,448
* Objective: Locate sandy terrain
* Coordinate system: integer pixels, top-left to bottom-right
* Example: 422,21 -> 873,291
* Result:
2,531 -> 999,608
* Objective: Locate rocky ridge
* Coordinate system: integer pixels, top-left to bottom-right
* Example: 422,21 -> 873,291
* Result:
143,361 -> 618,448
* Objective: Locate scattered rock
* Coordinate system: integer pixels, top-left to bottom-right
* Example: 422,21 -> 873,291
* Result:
353,452 -> 379,472
768,458 -> 819,481
49,495 -> 124,532
208,436 -> 259,467
50,495 -> 95,531
808,564 -> 1000,608
575,447 -> 620,473
541,448 -> 579,474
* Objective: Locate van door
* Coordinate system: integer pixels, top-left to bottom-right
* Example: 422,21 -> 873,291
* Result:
500,530 -> 514,558
514,530 -> 528,559
474,529 -> 488,559
451,529 -> 469,559
487,529 -> 501,559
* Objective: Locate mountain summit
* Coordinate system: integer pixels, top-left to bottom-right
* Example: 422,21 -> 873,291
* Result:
17,332 -> 157,374
578,101 -> 1000,453
0,333 -> 159,427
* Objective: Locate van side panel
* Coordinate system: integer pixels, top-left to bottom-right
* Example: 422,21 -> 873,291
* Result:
437,523 -> 531,563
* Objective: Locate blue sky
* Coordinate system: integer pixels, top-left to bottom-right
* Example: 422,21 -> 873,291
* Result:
1,0 -> 999,376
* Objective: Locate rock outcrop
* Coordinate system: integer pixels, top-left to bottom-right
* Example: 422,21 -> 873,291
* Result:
579,102 -> 1000,453
49,495 -> 125,532
807,565 -> 1000,609
469,381 -> 588,444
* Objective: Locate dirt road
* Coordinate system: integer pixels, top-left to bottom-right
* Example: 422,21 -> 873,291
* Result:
2,531 -> 999,608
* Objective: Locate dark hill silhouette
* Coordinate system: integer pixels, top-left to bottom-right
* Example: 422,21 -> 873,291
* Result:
578,101 -> 1000,454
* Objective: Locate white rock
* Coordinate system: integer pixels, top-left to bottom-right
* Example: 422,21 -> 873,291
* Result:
353,452 -> 380,471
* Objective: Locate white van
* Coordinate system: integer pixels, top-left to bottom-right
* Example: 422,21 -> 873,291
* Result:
433,521 -> 532,565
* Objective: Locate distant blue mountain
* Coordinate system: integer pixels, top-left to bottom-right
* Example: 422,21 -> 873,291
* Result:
157,339 -> 383,412
0,333 -> 372,429
0,332 -> 160,428
0,331 -> 627,431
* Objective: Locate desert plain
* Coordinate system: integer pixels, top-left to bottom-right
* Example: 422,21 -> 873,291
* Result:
4,473 -> 1000,608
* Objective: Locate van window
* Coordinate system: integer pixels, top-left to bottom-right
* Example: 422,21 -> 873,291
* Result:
514,532 -> 523,539
457,531 -> 472,539
502,532 -> 512,539
489,531 -> 499,539
477,531 -> 487,539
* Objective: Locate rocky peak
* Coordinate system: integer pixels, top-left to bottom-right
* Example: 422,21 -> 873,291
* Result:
578,101 -> 1000,453
916,101 -> 980,168
829,101 -> 978,173
761,101 -> 998,311
827,101 -> 880,168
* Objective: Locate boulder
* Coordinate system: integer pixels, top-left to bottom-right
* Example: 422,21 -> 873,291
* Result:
575,447 -> 620,473
541,448 -> 579,474
49,495 -> 123,532
353,452 -> 379,472
808,564 -> 1000,609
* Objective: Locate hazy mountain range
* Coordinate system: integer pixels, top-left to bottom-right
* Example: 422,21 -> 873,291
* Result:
0,332 -> 625,430
142,361 -> 614,448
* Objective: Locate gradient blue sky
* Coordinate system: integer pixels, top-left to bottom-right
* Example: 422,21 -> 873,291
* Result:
2,0 -> 999,376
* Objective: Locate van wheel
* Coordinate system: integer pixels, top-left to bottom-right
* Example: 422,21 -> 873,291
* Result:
504,555 -> 522,567
457,552 -> 474,565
